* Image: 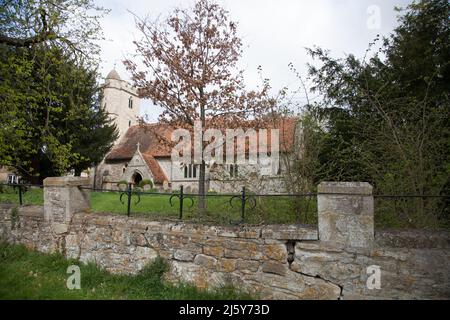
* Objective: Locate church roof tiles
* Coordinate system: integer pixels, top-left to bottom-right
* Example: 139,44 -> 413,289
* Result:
105,117 -> 299,184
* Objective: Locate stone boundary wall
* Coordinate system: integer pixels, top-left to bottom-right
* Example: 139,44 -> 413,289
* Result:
0,177 -> 449,299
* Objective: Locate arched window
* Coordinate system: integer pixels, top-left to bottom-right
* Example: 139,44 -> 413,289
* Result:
128,97 -> 133,109
129,120 -> 131,127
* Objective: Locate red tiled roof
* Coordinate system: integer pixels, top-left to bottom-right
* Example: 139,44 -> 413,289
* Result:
105,117 -> 299,181
272,117 -> 298,153
106,123 -> 174,161
142,153 -> 168,184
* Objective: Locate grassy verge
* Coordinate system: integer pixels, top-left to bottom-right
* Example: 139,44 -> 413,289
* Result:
0,243 -> 253,300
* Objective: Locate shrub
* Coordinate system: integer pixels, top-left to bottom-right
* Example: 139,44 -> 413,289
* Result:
117,180 -> 128,188
138,179 -> 153,189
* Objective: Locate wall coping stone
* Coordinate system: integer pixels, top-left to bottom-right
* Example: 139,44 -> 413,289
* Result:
43,176 -> 90,187
318,181 -> 373,195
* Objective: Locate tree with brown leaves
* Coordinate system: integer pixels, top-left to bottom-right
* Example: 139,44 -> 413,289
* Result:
124,0 -> 276,210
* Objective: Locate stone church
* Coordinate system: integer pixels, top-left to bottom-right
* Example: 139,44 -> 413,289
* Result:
94,70 -> 301,193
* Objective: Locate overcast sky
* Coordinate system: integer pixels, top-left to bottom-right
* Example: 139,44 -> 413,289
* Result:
95,0 -> 413,121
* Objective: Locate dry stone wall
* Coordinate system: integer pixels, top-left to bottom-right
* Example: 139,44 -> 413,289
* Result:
0,178 -> 449,299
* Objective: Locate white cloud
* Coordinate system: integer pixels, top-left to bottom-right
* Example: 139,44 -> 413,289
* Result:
95,0 -> 412,121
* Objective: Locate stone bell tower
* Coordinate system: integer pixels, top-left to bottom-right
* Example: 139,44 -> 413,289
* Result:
101,69 -> 141,143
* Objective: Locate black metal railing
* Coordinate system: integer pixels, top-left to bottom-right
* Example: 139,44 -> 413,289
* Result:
77,187 -> 450,227
0,183 -> 44,206
1,182 -> 449,228
169,186 -> 194,220
79,185 -> 319,225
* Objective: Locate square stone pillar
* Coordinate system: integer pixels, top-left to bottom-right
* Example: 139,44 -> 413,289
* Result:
44,177 -> 91,234
318,182 -> 374,248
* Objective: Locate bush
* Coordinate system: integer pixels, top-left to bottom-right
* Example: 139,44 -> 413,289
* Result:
138,180 -> 153,189
117,180 -> 128,188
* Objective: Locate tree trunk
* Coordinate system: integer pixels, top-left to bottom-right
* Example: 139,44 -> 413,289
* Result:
199,161 -> 206,210
28,157 -> 41,185
198,89 -> 206,212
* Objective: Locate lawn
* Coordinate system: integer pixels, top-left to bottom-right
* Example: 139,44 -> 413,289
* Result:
0,243 -> 253,300
0,186 -> 317,225
91,191 -> 317,225
0,186 -> 44,206
2,185 -> 449,229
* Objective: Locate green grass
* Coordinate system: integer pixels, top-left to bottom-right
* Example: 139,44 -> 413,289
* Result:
0,187 -> 316,225
90,191 -> 317,225
2,186 -> 449,229
0,186 -> 43,206
0,243 -> 253,300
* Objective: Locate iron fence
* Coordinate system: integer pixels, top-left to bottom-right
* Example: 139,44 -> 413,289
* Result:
1,182 -> 449,228
0,183 -> 44,206
81,184 -> 318,225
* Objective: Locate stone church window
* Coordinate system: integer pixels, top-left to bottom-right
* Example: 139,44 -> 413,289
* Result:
128,97 -> 133,109
184,164 -> 197,179
129,120 -> 131,127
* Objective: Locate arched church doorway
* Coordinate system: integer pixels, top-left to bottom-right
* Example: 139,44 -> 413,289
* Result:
132,172 -> 143,186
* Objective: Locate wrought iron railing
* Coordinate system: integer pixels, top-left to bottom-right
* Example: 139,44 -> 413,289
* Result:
77,184 -> 318,225
0,183 -> 44,206
1,182 -> 449,228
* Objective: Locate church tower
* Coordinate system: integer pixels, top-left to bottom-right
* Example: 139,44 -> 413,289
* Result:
101,69 -> 141,143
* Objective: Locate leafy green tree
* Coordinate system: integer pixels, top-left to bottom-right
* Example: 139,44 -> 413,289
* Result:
0,46 -> 118,183
0,0 -> 107,63
0,0 -> 117,183
306,0 -> 449,228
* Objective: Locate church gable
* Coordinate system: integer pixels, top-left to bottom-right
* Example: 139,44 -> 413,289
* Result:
122,146 -> 154,185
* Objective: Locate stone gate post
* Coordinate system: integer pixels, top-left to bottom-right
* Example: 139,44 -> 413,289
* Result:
43,177 -> 91,235
317,182 -> 374,248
